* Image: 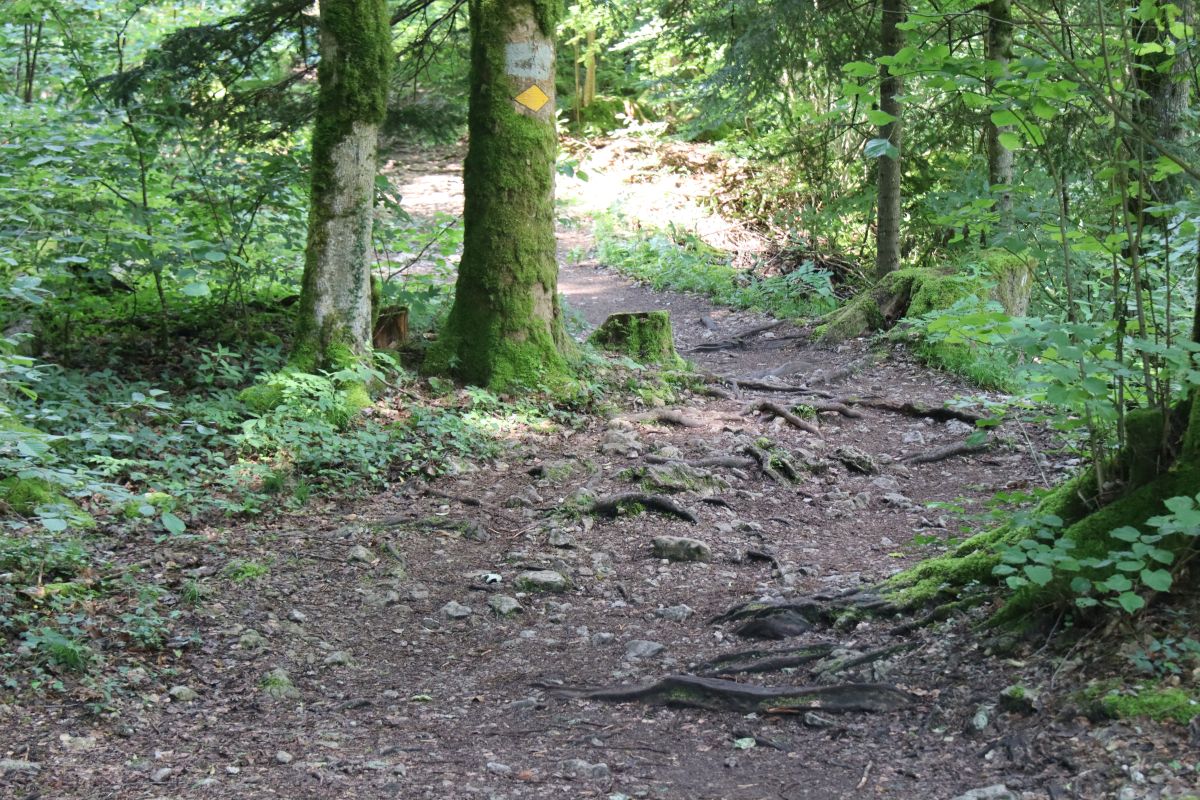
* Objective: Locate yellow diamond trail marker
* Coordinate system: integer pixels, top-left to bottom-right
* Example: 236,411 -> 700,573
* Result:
514,84 -> 549,112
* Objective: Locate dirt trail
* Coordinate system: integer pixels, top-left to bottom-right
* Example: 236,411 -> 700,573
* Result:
6,138 -> 1197,800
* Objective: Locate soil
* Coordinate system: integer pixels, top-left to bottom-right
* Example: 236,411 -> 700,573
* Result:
3,135 -> 1198,800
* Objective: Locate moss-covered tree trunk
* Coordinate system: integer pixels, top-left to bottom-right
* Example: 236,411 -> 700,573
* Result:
874,0 -> 905,277
428,0 -> 572,391
294,0 -> 391,369
985,0 -> 1014,233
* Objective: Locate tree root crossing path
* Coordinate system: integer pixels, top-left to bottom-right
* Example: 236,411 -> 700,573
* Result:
12,138 -> 1197,800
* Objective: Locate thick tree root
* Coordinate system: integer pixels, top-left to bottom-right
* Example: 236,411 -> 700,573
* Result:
746,401 -> 822,436
621,409 -> 705,428
589,493 -> 698,523
905,441 -> 990,465
812,643 -> 919,678
739,444 -> 791,483
688,321 -> 785,352
645,455 -> 757,470
697,644 -> 837,676
543,674 -> 913,714
712,592 -> 898,628
851,399 -> 987,425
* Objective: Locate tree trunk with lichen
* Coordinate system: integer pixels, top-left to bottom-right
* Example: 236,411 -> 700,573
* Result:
427,0 -> 572,391
985,0 -> 1014,233
294,0 -> 391,370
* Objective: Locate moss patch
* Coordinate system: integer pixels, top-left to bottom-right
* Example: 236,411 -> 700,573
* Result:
818,268 -> 984,343
589,311 -> 685,367
1095,685 -> 1200,724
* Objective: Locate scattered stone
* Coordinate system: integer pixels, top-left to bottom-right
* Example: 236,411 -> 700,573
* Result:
262,668 -> 301,700
945,419 -> 976,436
0,759 -> 40,774
968,705 -> 992,733
625,639 -> 666,660
347,545 -> 375,564
591,632 -> 616,646
504,486 -> 544,508
654,604 -> 694,622
508,697 -> 539,712
901,429 -> 926,445
275,751 -> 294,765
150,767 -> 173,784
803,711 -> 836,728
58,734 -> 97,752
559,758 -> 611,781
462,521 -> 490,542
949,786 -> 1015,800
323,650 -> 353,666
440,601 -> 473,619
515,570 -> 570,593
408,584 -> 431,601
881,493 -> 920,511
237,629 -> 267,650
832,446 -> 878,474
168,685 -> 199,702
870,475 -> 901,494
487,762 -> 513,776
489,595 -> 523,617
601,429 -> 642,455
287,609 -> 308,623
651,536 -> 711,562
548,528 -> 576,548
999,684 -> 1038,715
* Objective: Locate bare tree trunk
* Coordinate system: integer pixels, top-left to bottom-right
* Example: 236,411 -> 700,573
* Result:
294,0 -> 391,369
874,0 -> 905,277
427,0 -> 573,391
985,0 -> 1014,233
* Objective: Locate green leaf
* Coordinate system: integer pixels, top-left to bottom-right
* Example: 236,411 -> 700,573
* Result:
1109,526 -> 1141,542
161,511 -> 186,535
181,282 -> 211,297
1140,569 -> 1172,592
990,110 -> 1021,127
1117,592 -> 1146,613
41,517 -> 68,533
1024,565 -> 1054,586
1069,576 -> 1092,594
843,61 -> 876,78
866,109 -> 898,126
864,138 -> 899,160
997,132 -> 1022,151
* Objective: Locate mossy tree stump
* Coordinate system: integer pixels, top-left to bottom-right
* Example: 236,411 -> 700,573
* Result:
589,311 -> 683,367
425,0 -> 573,391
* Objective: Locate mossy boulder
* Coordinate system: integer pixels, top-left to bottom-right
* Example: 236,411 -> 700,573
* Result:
589,311 -> 685,367
0,476 -> 93,528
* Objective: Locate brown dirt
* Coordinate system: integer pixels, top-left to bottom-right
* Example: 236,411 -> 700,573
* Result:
3,136 -> 1198,800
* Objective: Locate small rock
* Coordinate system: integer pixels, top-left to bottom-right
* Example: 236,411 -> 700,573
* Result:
237,629 -> 267,650
999,684 -> 1038,715
803,711 -> 836,728
559,758 -> 611,781
408,584 -> 431,601
901,429 -> 926,445
348,545 -> 375,564
654,604 -> 694,622
548,529 -> 576,548
323,650 -> 353,666
508,697 -> 539,712
275,751 -> 294,765
168,685 -> 199,702
287,609 -> 308,623
651,536 -> 711,562
870,475 -> 901,494
625,639 -> 665,660
949,786 -> 1016,800
262,668 -> 301,700
515,569 -> 570,593
945,419 -> 975,436
591,632 -> 616,646
462,521 -> 490,542
0,759 -> 41,774
968,705 -> 992,733
440,601 -> 473,619
58,734 -> 97,752
486,762 -> 513,775
832,446 -> 878,475
489,595 -> 523,617
150,767 -> 173,784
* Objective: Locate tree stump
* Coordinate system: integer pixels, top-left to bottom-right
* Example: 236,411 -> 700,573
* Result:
589,311 -> 682,366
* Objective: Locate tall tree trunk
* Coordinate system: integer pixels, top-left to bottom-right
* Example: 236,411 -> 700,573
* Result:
294,0 -> 391,369
985,0 -> 1014,233
874,0 -> 904,277
583,28 -> 597,106
1131,0 -> 1192,210
428,0 -> 572,391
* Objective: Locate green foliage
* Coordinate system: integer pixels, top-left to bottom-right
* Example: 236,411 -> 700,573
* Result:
1091,684 -> 1200,724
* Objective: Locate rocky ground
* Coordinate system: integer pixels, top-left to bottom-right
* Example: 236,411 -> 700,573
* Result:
2,135 -> 1198,800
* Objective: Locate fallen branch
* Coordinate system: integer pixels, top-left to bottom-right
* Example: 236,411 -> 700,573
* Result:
747,401 -> 821,436
589,493 -> 698,523
904,441 -> 990,465
542,674 -> 912,714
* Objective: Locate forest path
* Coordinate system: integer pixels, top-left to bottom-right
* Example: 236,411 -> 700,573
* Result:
11,137 -> 1195,800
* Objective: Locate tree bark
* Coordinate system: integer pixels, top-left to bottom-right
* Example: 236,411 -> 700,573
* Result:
874,0 -> 905,277
985,0 -> 1014,233
294,0 -> 391,369
428,0 -> 573,390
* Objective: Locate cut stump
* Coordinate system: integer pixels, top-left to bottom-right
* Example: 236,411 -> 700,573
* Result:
590,311 -> 683,366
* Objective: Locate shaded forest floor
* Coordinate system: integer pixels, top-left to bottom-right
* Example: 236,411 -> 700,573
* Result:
3,135 -> 1199,800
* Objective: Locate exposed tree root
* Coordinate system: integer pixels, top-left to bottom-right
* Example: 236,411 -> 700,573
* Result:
688,321 -> 785,352
812,643 -> 919,678
738,443 -> 790,483
746,401 -> 822,436
589,492 -> 698,523
543,674 -> 913,714
801,400 -> 863,419
904,441 -> 990,465
852,399 -> 987,425
621,409 -> 705,428
712,592 -> 898,628
888,595 -> 989,635
696,644 -> 837,676
645,455 -> 757,470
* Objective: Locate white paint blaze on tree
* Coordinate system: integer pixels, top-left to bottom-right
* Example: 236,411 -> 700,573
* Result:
295,0 -> 391,368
